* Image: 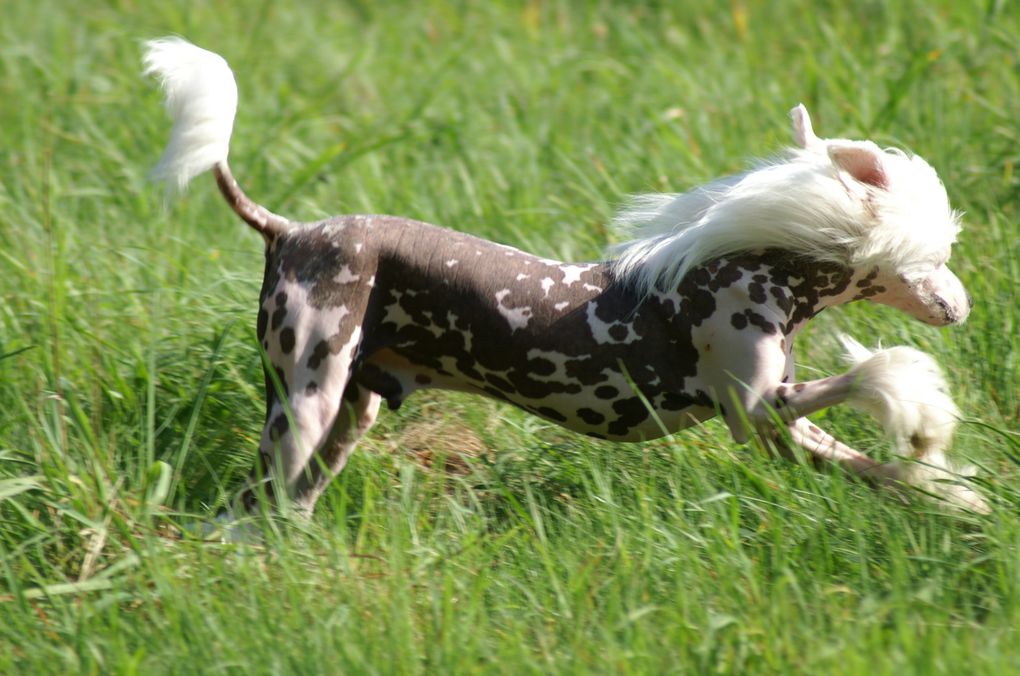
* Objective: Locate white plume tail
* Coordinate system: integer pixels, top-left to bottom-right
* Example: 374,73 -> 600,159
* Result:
839,335 -> 988,513
144,37 -> 238,193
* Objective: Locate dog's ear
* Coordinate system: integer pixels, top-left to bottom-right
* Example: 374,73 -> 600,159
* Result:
828,142 -> 889,189
790,104 -> 820,149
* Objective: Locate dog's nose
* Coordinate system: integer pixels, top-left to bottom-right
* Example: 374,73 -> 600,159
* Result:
966,292 -> 974,309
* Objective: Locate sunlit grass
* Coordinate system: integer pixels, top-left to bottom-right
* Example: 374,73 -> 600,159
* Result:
1,0 -> 1019,672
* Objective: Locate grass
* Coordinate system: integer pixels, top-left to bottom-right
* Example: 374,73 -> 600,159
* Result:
2,0 -> 1020,672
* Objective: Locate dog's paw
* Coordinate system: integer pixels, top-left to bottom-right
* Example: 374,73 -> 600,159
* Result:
862,459 -> 990,515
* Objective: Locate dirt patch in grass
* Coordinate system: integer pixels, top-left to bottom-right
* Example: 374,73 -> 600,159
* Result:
395,416 -> 489,476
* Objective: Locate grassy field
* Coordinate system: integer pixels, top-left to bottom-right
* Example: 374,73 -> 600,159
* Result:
2,0 -> 1020,672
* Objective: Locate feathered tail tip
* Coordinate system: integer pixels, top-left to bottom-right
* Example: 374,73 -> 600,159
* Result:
839,334 -> 989,513
143,37 -> 238,194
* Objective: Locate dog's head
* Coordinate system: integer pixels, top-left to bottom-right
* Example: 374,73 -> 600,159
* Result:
791,105 -> 969,326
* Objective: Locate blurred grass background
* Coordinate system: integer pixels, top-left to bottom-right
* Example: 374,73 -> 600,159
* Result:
1,0 -> 1019,672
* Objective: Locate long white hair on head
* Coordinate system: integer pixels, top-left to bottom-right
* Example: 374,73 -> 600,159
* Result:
610,105 -> 961,296
143,37 -> 238,194
840,335 -> 988,513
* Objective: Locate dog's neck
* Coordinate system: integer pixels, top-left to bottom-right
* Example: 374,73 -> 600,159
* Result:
677,250 -> 887,338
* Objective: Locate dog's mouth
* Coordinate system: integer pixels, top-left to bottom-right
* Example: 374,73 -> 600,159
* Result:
927,294 -> 969,326
933,295 -> 954,323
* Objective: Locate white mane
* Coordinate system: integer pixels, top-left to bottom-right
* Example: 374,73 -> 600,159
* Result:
610,105 -> 961,296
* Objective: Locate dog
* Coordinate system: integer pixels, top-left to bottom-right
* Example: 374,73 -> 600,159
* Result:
143,37 -> 988,516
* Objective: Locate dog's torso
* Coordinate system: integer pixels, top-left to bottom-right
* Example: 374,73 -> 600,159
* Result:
255,216 -> 860,442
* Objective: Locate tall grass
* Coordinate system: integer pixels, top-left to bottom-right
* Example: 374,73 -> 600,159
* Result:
1,0 -> 1019,672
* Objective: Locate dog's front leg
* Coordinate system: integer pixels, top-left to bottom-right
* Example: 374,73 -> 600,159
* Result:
722,369 -> 889,478
728,338 -> 987,512
700,314 -> 961,498
765,416 -> 893,482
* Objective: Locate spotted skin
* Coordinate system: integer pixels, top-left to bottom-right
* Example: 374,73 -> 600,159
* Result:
237,214 -> 918,514
140,40 -> 983,516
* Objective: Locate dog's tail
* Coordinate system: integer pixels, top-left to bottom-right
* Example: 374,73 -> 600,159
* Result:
143,37 -> 290,241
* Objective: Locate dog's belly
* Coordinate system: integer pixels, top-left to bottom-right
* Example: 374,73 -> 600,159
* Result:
358,347 -> 717,442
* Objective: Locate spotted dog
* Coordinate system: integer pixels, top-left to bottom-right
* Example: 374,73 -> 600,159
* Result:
144,38 -> 988,515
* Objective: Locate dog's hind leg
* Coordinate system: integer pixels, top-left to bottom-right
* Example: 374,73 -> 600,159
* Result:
239,366 -> 353,517
238,311 -> 367,517
288,383 -> 382,510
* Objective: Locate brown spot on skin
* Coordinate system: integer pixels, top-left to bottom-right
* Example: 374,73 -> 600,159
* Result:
270,413 -> 288,440
808,424 -> 823,435
745,310 -> 777,335
257,308 -> 269,341
855,268 -> 880,288
271,305 -> 287,331
275,291 -> 288,306
415,374 -> 432,385
306,381 -> 318,395
774,384 -> 790,409
576,408 -> 605,425
686,288 -> 717,320
485,374 -> 514,392
910,433 -> 922,449
731,309 -> 776,334
537,406 -> 568,423
279,327 -> 295,354
307,339 -> 331,370
526,357 -> 557,376
661,391 -> 699,411
770,286 -> 793,314
705,343 -> 712,352
595,385 -> 619,399
608,324 -> 629,342
607,397 -> 650,436
855,285 -> 886,300
794,383 -> 806,392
